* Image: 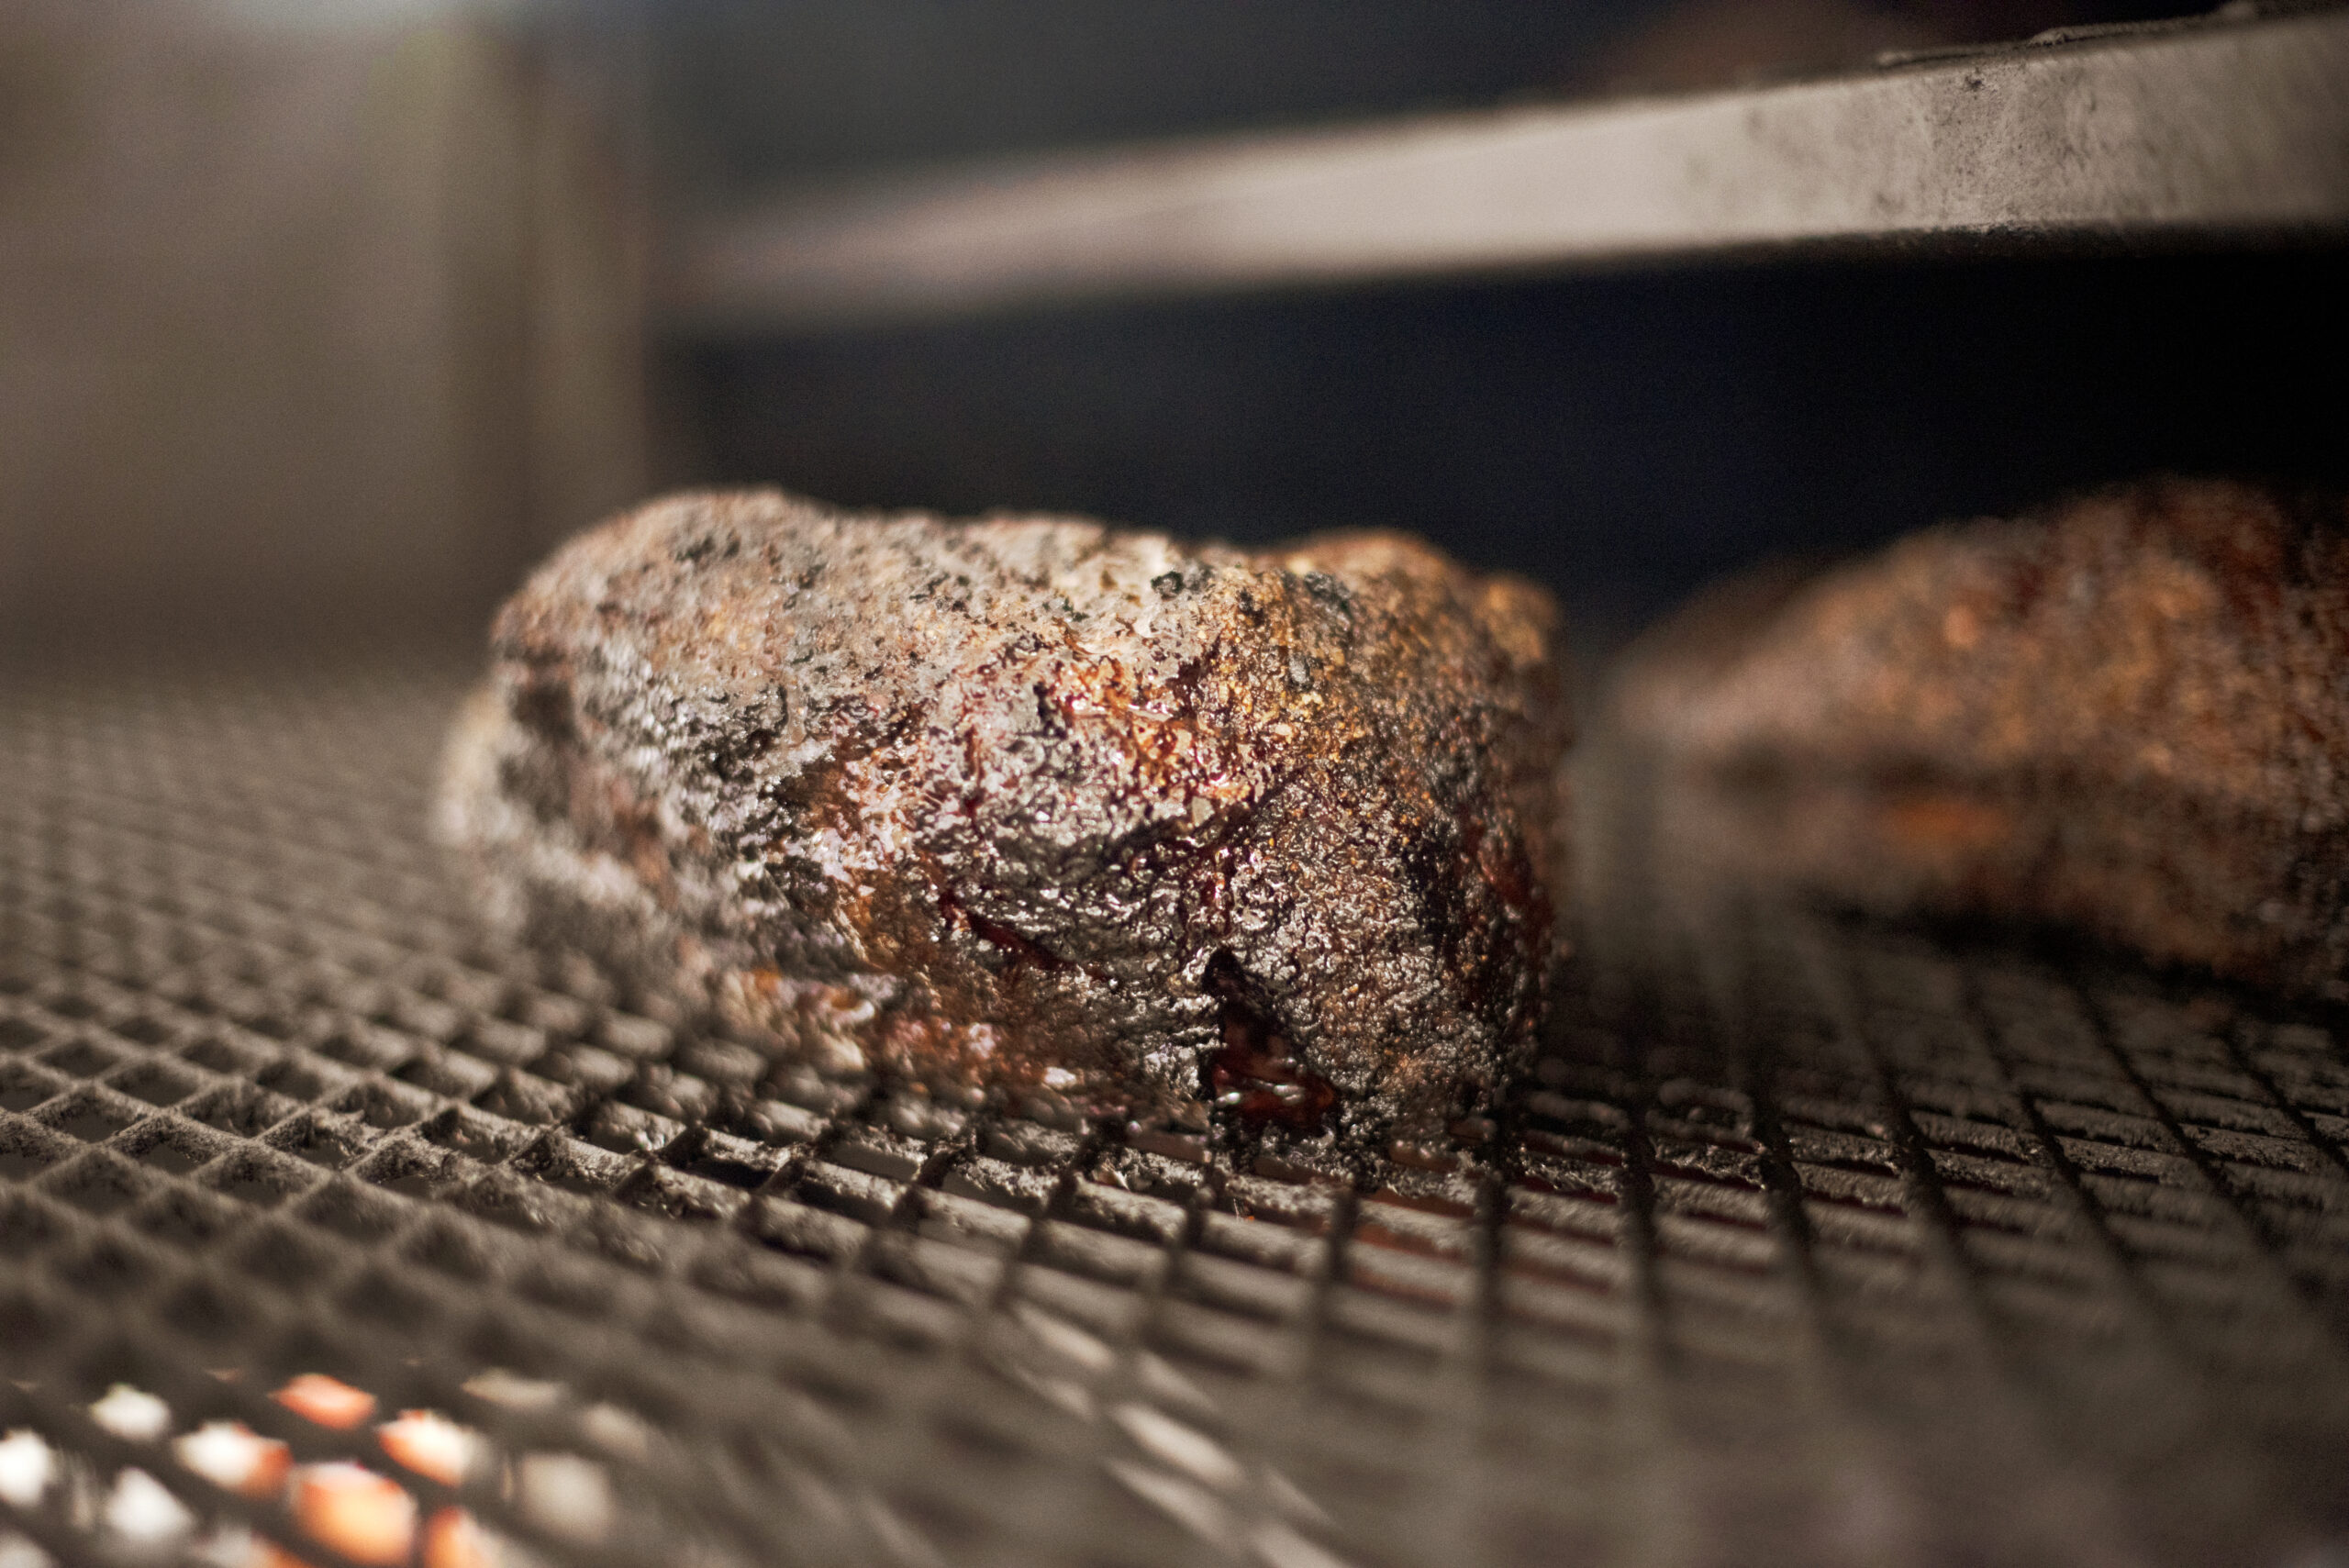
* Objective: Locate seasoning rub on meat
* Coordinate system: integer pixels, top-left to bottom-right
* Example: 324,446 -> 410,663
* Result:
441,490 -> 1573,1147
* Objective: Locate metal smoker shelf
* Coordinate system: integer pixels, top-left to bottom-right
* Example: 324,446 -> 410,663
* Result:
671,5 -> 2349,331
4,658 -> 2348,1566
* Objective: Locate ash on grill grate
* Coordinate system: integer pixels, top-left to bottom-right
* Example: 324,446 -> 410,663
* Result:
4,659 -> 2349,1567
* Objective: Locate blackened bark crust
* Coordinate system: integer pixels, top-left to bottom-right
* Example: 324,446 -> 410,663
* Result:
441,490 -> 1573,1149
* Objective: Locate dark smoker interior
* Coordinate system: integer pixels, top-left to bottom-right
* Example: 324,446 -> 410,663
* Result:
6,0 -> 2337,662
676,247 -> 2349,665
646,6 -> 2346,664
4,6 -> 2349,1568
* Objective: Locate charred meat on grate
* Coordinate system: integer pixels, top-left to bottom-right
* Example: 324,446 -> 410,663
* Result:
440,491 -> 1572,1150
1607,476 -> 2349,995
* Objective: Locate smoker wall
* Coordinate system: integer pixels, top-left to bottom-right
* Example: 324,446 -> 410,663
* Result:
0,3 -> 645,654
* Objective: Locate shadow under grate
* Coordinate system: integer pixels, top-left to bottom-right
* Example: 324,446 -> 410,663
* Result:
2,657 -> 2347,1568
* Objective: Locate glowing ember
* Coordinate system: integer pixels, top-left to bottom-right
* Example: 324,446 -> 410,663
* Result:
377,1411 -> 479,1488
174,1421 -> 292,1500
273,1375 -> 377,1431
289,1462 -> 417,1567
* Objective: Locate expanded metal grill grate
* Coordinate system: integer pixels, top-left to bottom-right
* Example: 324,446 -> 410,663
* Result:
5,656 -> 2349,1567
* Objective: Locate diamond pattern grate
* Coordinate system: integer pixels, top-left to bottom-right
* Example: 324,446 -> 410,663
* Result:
4,656 -> 2349,1567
